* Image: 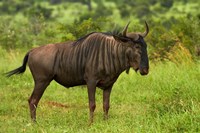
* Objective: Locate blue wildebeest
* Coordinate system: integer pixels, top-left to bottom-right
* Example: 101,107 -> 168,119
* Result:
6,22 -> 149,123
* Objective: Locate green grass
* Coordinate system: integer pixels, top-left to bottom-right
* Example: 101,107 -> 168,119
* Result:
0,50 -> 200,133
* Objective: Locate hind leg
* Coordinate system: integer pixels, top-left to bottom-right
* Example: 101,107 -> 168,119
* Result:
28,80 -> 51,122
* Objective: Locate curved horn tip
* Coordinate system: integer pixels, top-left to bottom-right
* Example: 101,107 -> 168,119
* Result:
122,21 -> 131,36
141,21 -> 149,37
145,21 -> 149,32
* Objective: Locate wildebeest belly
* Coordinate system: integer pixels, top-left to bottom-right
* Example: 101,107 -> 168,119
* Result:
53,73 -> 86,88
96,75 -> 119,89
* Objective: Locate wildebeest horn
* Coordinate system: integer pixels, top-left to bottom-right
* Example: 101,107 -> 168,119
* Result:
122,21 -> 130,37
140,21 -> 149,37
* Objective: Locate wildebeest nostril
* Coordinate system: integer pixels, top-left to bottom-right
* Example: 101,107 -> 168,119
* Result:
140,68 -> 149,75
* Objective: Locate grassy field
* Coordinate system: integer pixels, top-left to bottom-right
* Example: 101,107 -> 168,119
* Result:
0,50 -> 200,133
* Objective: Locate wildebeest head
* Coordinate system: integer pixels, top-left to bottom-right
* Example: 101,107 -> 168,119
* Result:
113,21 -> 149,75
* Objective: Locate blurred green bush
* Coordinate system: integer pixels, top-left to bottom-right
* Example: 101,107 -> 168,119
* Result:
148,17 -> 200,62
0,16 -> 108,50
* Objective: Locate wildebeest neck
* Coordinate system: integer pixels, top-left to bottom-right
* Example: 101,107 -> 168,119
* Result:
77,33 -> 130,76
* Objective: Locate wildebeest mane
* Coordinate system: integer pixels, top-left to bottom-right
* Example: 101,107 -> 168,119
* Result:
72,32 -> 96,45
72,29 -> 123,46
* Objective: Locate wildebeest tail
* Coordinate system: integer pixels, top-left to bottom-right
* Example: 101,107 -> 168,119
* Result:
6,52 -> 29,77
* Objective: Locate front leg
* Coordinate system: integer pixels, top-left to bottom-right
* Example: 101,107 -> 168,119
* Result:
103,86 -> 112,120
86,80 -> 97,124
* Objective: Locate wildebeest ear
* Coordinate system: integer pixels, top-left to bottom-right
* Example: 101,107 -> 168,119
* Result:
113,35 -> 130,43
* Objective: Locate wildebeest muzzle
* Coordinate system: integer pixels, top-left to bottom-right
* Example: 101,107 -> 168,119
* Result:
139,67 -> 149,75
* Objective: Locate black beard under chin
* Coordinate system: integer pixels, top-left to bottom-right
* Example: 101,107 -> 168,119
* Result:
135,68 -> 139,73
126,67 -> 130,74
126,67 -> 139,74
